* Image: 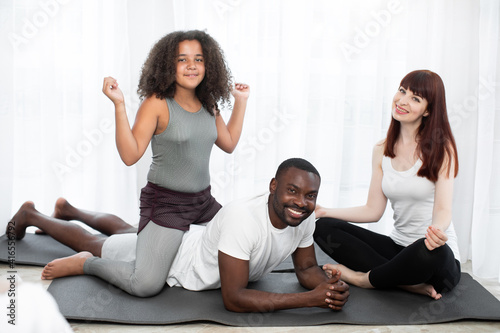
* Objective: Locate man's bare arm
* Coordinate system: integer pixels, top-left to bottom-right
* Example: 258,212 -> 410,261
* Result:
292,245 -> 349,310
218,250 -> 348,313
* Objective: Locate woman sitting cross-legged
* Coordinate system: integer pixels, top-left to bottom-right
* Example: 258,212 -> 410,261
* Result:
314,70 -> 461,300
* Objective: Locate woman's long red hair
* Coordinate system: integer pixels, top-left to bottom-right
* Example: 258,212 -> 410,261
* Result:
384,70 -> 458,182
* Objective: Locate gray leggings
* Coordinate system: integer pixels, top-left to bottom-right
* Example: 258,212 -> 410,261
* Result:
83,222 -> 184,297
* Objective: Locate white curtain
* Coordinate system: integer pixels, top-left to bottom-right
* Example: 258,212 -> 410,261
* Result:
470,0 -> 500,280
0,0 -> 143,229
1,0 -> 498,281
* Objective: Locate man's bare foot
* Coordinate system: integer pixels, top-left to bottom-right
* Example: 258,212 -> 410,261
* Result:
41,251 -> 93,280
52,197 -> 76,220
35,198 -> 74,235
6,201 -> 37,240
323,263 -> 374,289
400,284 -> 442,300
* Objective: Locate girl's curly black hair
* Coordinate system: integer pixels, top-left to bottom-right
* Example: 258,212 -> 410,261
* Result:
137,30 -> 233,115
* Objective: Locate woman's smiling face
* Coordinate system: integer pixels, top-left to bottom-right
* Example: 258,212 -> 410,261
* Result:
392,86 -> 429,125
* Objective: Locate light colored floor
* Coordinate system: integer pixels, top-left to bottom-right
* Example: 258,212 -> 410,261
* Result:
2,261 -> 500,332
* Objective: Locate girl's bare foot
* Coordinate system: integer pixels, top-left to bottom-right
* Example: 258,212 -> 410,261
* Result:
41,251 -> 93,280
6,201 -> 36,240
400,284 -> 442,300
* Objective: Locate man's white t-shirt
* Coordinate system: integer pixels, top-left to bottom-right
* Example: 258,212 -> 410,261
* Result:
166,192 -> 315,291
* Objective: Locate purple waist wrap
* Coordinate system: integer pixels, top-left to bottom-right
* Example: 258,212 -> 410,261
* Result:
138,182 -> 222,233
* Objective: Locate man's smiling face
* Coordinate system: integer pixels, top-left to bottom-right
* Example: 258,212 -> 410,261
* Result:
268,167 -> 320,229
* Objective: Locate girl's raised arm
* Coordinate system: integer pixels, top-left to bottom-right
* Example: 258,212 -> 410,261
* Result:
102,77 -> 162,166
215,83 -> 250,153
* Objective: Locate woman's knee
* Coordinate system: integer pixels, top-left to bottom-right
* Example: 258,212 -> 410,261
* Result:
412,238 -> 454,267
314,219 -> 351,257
314,218 -> 347,238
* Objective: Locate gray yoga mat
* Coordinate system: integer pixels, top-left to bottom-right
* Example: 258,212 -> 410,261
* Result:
0,233 -> 77,266
47,272 -> 500,326
2,232 -> 500,325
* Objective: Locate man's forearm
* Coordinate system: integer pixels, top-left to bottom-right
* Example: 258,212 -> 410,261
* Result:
223,288 -> 319,313
295,265 -> 329,289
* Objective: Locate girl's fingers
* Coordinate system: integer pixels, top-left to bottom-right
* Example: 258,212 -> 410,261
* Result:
234,83 -> 249,90
103,77 -> 118,91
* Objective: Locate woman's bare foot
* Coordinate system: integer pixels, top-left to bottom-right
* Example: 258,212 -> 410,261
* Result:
6,201 -> 37,240
400,284 -> 442,300
323,265 -> 442,300
41,251 -> 93,280
323,263 -> 374,289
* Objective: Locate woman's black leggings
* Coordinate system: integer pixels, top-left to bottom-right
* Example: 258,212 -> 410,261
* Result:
314,218 -> 461,293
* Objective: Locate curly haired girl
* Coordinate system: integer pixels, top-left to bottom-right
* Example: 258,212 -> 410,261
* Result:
40,30 -> 250,297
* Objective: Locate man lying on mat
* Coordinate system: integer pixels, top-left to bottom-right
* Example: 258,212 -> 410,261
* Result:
7,158 -> 349,312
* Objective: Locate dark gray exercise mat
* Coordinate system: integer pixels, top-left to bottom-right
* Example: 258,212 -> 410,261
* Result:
4,233 -> 500,325
47,272 -> 500,326
0,233 -> 77,266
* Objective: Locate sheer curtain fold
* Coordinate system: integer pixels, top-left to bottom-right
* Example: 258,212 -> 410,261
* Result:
1,0 -> 139,230
471,0 -> 500,280
1,0 -> 499,280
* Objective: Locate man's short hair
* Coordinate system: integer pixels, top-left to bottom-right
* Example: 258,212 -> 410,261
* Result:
275,158 -> 321,180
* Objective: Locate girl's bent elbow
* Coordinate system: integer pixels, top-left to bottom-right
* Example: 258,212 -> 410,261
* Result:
218,144 -> 236,154
121,157 -> 138,166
